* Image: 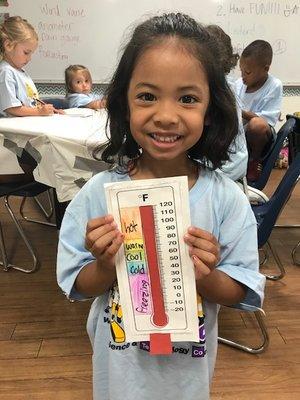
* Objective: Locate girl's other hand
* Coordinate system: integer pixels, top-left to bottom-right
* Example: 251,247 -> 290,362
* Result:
94,98 -> 106,109
85,214 -> 124,272
184,226 -> 220,280
99,98 -> 106,108
54,108 -> 65,114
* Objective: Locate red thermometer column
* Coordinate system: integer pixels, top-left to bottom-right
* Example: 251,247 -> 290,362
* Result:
139,205 -> 168,327
139,205 -> 172,355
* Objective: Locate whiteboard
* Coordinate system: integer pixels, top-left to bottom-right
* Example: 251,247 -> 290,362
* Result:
2,0 -> 300,85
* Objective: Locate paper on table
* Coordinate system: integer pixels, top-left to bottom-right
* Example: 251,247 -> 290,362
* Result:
105,176 -> 199,343
64,108 -> 94,117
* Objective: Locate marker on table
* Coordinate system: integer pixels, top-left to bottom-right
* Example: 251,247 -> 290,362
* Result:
34,97 -> 46,106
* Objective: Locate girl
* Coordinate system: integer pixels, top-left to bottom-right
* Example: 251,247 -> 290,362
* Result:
0,16 -> 60,182
57,13 -> 265,400
65,64 -> 106,109
0,16 -> 56,117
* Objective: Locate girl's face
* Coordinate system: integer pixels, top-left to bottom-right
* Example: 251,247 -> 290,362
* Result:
70,71 -> 92,94
127,40 -> 210,166
4,38 -> 38,70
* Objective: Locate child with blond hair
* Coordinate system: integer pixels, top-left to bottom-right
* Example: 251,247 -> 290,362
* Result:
0,16 -> 57,117
65,64 -> 106,109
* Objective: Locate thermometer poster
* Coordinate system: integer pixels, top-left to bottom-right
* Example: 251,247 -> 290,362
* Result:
105,176 -> 199,353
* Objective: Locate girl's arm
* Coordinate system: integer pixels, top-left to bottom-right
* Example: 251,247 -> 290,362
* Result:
75,260 -> 117,297
5,104 -> 55,117
84,98 -> 106,110
195,269 -> 246,305
184,226 -> 247,306
74,214 -> 124,297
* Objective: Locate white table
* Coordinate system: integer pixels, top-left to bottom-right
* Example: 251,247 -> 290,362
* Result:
0,108 -> 109,202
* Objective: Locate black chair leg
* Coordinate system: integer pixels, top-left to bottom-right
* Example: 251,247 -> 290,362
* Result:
52,189 -> 69,229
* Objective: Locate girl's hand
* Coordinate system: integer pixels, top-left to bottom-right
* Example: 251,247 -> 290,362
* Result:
85,214 -> 124,272
37,103 -> 55,115
184,226 -> 220,280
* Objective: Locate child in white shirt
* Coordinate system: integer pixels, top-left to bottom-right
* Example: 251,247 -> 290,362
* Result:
234,40 -> 282,182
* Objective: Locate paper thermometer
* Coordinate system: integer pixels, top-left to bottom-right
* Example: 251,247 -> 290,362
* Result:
105,176 -> 199,349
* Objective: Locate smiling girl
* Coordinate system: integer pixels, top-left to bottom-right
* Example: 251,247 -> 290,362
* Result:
57,13 -> 265,400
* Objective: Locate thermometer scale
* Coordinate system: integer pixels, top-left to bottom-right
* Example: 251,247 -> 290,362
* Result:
105,176 -> 199,353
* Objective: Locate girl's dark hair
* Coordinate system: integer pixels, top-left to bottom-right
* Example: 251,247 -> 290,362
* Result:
95,12 -> 238,172
206,24 -> 239,74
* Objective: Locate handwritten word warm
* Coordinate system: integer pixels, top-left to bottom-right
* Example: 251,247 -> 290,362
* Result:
125,242 -> 144,251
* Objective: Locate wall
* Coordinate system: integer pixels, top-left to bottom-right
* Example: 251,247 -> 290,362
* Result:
276,96 -> 300,129
1,0 -> 300,84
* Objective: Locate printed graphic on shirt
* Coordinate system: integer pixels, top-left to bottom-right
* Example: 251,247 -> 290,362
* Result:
104,285 -> 125,343
104,284 -> 206,357
25,82 -> 38,107
192,293 -> 206,358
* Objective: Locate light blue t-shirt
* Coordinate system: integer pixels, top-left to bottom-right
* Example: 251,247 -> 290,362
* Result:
66,92 -> 102,108
57,168 -> 265,400
234,74 -> 283,127
0,60 -> 39,117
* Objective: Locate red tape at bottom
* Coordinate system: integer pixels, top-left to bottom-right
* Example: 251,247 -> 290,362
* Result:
150,333 -> 172,355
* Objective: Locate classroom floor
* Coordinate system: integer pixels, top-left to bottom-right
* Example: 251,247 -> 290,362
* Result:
0,168 -> 299,400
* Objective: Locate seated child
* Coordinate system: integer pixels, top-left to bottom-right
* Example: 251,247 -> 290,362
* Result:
206,24 -> 248,182
0,16 -> 59,182
0,16 -> 59,117
65,65 -> 106,109
234,40 -> 283,182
